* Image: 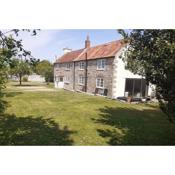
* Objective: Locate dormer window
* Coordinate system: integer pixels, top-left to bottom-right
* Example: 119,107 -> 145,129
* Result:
97,59 -> 106,70
79,61 -> 85,70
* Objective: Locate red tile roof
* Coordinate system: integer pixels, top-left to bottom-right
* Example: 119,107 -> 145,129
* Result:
56,49 -> 84,63
55,40 -> 123,63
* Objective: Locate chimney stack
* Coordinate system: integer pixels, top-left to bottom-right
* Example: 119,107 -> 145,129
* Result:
63,48 -> 72,54
85,35 -> 90,48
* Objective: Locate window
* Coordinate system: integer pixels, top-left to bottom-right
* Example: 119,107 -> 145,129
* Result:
79,75 -> 85,85
59,77 -> 63,82
64,76 -> 70,83
55,76 -> 59,81
55,76 -> 63,82
55,64 -> 59,68
96,78 -> 104,88
65,63 -> 71,70
125,78 -> 147,97
97,59 -> 106,70
79,61 -> 85,70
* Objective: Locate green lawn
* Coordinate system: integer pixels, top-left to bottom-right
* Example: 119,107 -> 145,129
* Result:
1,81 -> 175,145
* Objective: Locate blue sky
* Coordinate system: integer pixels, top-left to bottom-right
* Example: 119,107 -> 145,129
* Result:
18,29 -> 122,63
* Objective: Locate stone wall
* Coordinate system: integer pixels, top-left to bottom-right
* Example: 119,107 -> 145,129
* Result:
74,61 -> 86,92
74,57 -> 114,98
86,58 -> 114,98
54,63 -> 74,90
54,57 -> 115,98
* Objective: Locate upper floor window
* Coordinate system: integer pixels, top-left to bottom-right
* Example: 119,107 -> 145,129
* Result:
79,61 -> 85,70
97,59 -> 106,70
96,78 -> 104,88
55,64 -> 59,68
78,75 -> 85,85
65,63 -> 71,70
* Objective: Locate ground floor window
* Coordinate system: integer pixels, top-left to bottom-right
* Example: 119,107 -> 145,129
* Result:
78,75 -> 85,85
55,76 -> 63,82
96,78 -> 104,88
125,78 -> 148,97
64,76 -> 70,83
55,76 -> 59,81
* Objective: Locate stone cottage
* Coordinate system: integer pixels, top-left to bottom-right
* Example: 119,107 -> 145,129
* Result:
54,36 -> 155,99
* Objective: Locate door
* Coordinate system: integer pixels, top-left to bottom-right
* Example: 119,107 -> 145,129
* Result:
57,76 -> 64,88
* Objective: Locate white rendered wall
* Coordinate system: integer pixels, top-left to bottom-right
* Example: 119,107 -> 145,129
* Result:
54,81 -> 58,88
112,49 -> 154,98
28,74 -> 45,82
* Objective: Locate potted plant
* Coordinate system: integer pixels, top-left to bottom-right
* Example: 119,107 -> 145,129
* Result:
127,95 -> 132,103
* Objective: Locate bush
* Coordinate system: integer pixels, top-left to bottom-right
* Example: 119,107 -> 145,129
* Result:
45,70 -> 54,83
22,76 -> 28,82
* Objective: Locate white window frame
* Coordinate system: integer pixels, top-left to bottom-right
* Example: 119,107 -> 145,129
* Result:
65,63 -> 71,70
64,76 -> 70,83
55,76 -> 59,81
55,64 -> 58,68
97,59 -> 106,70
96,78 -> 104,89
60,77 -> 64,82
78,75 -> 85,85
58,64 -> 60,68
79,61 -> 85,70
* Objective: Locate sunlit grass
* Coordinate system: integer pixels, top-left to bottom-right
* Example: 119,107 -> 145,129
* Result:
2,81 -> 175,145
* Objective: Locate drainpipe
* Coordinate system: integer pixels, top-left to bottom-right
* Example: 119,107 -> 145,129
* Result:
85,52 -> 88,92
73,61 -> 75,90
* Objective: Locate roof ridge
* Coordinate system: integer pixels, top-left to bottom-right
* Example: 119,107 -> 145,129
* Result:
65,48 -> 84,54
58,39 -> 122,58
89,39 -> 122,49
55,39 -> 123,63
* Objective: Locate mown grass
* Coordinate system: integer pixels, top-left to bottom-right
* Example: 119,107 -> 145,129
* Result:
2,82 -> 175,145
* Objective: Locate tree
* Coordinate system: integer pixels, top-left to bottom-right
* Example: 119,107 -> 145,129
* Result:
45,67 -> 54,83
0,29 -> 38,113
0,49 -> 8,113
10,58 -> 32,85
35,60 -> 54,83
118,29 -> 175,121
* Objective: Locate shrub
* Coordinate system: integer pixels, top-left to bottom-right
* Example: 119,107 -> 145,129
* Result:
22,76 -> 28,82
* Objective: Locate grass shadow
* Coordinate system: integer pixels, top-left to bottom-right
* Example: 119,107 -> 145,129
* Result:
13,84 -> 41,87
5,91 -> 23,97
0,114 -> 75,145
92,106 -> 175,145
144,103 -> 159,109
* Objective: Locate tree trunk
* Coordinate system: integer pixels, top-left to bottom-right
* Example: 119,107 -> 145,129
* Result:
19,74 -> 22,86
